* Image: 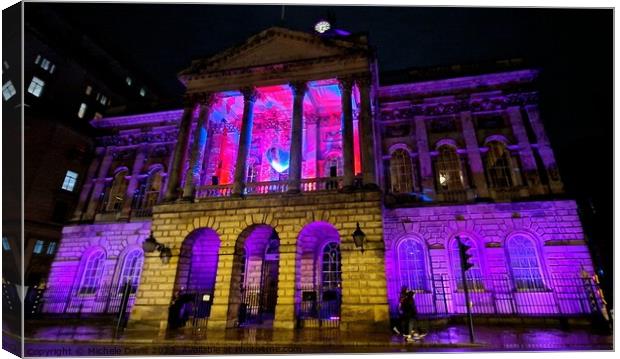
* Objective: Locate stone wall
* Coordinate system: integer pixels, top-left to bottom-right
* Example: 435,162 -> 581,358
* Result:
128,191 -> 388,332
383,200 -> 592,316
43,221 -> 151,313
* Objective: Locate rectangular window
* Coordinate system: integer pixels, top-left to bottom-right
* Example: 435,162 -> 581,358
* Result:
49,64 -> 56,74
85,85 -> 92,95
61,170 -> 79,191
33,240 -> 45,254
100,95 -> 107,105
3,61 -> 9,70
34,55 -> 41,65
27,77 -> 45,97
3,81 -> 16,101
47,242 -> 57,255
139,87 -> 146,97
77,103 -> 87,118
41,58 -> 50,71
2,237 -> 10,251
126,77 -> 132,86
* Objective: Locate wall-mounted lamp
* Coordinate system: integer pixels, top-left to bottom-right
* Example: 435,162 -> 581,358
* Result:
142,232 -> 172,264
352,222 -> 366,253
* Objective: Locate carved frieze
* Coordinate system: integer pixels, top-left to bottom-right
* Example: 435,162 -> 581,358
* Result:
96,129 -> 179,147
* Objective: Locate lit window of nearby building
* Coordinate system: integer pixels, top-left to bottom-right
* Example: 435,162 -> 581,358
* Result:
3,81 -> 16,101
96,93 -> 101,101
85,85 -> 92,95
61,170 -> 79,191
3,61 -> 9,70
34,55 -> 41,64
139,87 -> 146,97
47,242 -> 57,255
77,103 -> 87,118
2,237 -> 10,251
27,77 -> 45,97
33,240 -> 45,254
41,58 -> 50,71
50,64 -> 56,74
126,77 -> 132,86
100,95 -> 107,105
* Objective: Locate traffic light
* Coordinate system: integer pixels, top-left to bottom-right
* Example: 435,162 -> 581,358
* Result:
457,236 -> 474,272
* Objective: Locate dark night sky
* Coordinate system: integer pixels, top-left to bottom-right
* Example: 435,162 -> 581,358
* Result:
45,4 -> 613,285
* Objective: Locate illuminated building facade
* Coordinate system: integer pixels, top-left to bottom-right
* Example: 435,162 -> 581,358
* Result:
42,26 -> 603,333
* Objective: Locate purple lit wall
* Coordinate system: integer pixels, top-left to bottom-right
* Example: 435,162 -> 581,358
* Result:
175,228 -> 221,292
382,200 -> 595,317
42,221 -> 151,314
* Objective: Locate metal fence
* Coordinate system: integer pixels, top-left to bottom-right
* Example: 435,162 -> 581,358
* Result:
169,288 -> 214,330
40,283 -> 138,316
296,285 -> 341,328
400,273 -> 608,320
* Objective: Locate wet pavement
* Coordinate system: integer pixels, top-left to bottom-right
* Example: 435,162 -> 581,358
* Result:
19,320 -> 613,356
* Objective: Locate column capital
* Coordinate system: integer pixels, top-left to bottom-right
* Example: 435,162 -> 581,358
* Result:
337,77 -> 354,93
288,81 -> 308,97
241,87 -> 258,104
182,93 -> 199,108
196,92 -> 218,107
354,74 -> 371,88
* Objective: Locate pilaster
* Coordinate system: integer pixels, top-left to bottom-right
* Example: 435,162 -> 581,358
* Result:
414,115 -> 436,199
339,77 -> 355,190
460,111 -> 490,198
357,76 -> 378,189
164,98 -> 196,201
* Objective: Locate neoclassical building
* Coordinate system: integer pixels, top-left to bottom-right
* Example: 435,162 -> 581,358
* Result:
42,26 -> 602,332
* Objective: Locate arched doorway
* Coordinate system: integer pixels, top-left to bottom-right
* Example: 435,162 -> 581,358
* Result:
169,228 -> 221,330
295,221 -> 342,328
228,224 -> 280,328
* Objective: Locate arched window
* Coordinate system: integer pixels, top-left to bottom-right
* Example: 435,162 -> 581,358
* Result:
79,250 -> 106,295
450,237 -> 484,291
390,149 -> 415,193
107,169 -> 128,212
435,145 -> 465,191
486,141 -> 514,189
325,156 -> 343,177
321,242 -> 342,289
246,160 -> 259,183
144,167 -> 163,208
506,235 -> 545,291
397,238 -> 428,291
118,249 -> 144,294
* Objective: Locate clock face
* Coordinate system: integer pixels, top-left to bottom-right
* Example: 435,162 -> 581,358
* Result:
314,21 -> 331,34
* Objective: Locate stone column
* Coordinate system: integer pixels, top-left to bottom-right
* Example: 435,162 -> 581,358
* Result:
339,77 -> 355,190
84,147 -> 115,219
414,115 -> 435,199
183,94 -> 214,199
71,147 -> 103,221
357,76 -> 378,189
525,104 -> 564,193
164,98 -> 196,201
460,111 -> 490,198
507,106 -> 543,194
287,81 -> 307,193
120,145 -> 149,219
232,87 -> 257,196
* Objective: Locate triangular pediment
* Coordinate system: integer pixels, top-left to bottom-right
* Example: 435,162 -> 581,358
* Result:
182,27 -> 368,75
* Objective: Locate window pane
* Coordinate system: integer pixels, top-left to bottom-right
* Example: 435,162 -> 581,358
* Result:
27,77 -> 45,97
506,235 -> 545,290
321,242 -> 341,289
390,149 -> 414,193
2,237 -> 10,251
33,240 -> 44,254
61,170 -> 79,191
118,250 -> 144,294
2,81 -> 16,101
451,237 -> 484,291
79,251 -> 106,295
397,239 -> 427,291
47,242 -> 57,255
77,103 -> 87,118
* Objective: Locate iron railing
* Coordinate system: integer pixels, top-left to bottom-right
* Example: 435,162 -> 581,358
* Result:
40,283 -> 138,316
390,273 -> 608,320
296,285 -> 341,328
